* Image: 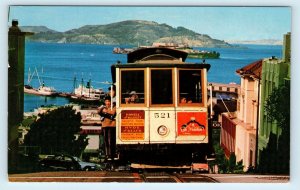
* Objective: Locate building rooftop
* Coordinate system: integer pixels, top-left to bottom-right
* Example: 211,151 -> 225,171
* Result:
236,59 -> 262,79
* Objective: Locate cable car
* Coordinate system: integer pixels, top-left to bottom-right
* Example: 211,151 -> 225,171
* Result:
111,47 -> 211,167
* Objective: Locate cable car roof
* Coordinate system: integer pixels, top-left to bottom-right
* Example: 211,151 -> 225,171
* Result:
127,47 -> 188,63
110,48 -> 210,83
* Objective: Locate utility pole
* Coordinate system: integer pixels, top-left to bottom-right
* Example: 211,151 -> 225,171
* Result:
255,72 -> 261,171
8,20 -> 33,172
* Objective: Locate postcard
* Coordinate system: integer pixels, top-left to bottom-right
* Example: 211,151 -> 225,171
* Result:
7,5 -> 291,185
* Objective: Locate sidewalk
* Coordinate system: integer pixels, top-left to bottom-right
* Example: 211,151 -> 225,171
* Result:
205,174 -> 289,183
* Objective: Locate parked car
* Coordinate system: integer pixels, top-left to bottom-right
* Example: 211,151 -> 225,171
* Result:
39,154 -> 102,171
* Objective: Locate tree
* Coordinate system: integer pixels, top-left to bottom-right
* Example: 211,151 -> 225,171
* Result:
265,84 -> 290,129
228,153 -> 236,173
24,106 -> 88,157
262,83 -> 290,174
209,144 -> 244,174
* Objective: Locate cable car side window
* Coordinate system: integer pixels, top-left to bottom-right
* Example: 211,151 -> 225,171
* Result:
151,69 -> 173,105
178,69 -> 202,105
120,70 -> 145,105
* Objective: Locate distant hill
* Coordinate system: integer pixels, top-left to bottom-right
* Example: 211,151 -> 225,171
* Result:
21,20 -> 233,48
225,39 -> 283,45
20,26 -> 58,33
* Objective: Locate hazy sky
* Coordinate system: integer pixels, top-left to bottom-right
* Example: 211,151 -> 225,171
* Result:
8,6 -> 291,41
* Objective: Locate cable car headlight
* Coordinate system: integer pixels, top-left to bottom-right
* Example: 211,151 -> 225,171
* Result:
157,125 -> 168,136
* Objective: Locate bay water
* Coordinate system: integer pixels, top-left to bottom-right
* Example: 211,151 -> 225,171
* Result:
24,42 -> 282,112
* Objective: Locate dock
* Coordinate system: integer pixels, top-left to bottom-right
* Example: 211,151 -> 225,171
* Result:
24,86 -> 103,105
25,82 -> 240,101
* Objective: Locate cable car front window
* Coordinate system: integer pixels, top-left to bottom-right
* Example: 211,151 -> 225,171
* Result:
179,69 -> 202,105
151,69 -> 173,105
121,70 -> 145,104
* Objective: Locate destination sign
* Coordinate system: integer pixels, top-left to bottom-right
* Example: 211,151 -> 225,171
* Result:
121,110 -> 145,140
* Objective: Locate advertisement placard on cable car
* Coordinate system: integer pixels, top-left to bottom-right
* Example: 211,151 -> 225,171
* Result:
177,112 -> 207,136
121,110 -> 145,140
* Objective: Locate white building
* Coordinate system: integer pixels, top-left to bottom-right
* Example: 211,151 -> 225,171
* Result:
221,59 -> 262,171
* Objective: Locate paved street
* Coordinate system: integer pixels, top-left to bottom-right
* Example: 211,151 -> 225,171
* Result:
8,171 -> 289,183
205,174 -> 289,183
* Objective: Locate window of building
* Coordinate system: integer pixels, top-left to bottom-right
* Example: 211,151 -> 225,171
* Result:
120,70 -> 145,104
151,69 -> 173,105
178,69 -> 202,105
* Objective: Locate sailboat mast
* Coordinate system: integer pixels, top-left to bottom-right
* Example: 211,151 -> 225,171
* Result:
73,75 -> 77,93
81,78 -> 84,96
88,79 -> 91,98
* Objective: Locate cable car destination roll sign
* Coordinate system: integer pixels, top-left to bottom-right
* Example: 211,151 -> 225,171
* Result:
121,110 -> 145,140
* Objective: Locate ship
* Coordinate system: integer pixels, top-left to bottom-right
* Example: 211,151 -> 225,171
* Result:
37,84 -> 58,96
184,49 -> 220,59
154,43 -> 220,59
24,67 -> 58,96
70,78 -> 106,104
24,84 -> 58,97
113,47 -> 135,54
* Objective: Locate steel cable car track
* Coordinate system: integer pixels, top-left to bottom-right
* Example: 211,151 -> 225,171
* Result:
134,171 -> 218,183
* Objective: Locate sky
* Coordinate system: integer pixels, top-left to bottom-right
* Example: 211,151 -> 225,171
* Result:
8,6 -> 291,41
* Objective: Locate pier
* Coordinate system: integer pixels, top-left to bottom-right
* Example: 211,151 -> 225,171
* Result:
24,82 -> 240,98
24,86 -> 106,106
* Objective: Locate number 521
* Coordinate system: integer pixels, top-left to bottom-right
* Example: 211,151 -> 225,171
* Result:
154,113 -> 170,118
